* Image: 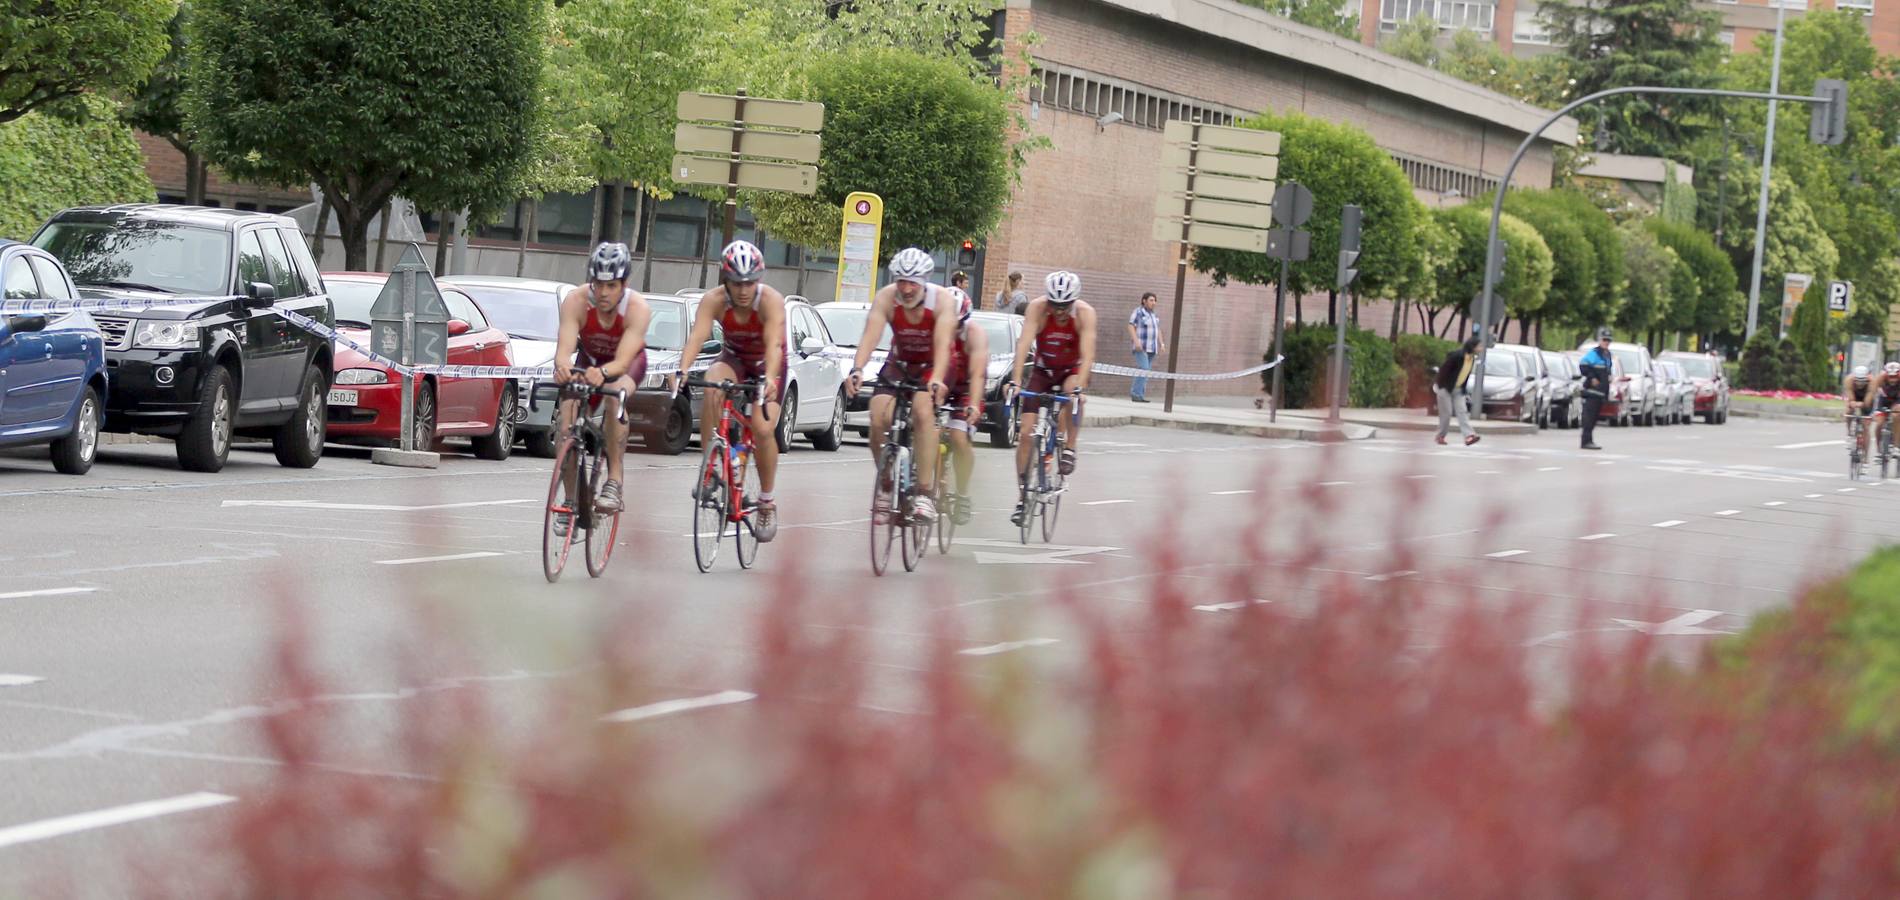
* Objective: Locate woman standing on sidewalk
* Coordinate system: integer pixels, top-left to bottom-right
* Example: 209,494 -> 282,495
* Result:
1434,337 -> 1482,446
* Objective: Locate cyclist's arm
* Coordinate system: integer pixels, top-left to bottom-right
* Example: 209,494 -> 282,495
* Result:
1074,303 -> 1097,392
674,291 -> 719,381
964,323 -> 988,409
928,298 -> 958,393
1012,299 -> 1041,388
850,289 -> 893,374
553,292 -> 584,383
761,291 -> 786,392
605,296 -> 651,381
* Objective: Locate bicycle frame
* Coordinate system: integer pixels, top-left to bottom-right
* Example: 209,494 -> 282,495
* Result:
688,377 -> 762,525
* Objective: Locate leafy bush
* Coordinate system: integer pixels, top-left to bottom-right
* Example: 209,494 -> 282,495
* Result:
0,98 -> 154,241
1394,332 -> 1457,407
1738,325 -> 1782,390
1789,284 -> 1833,391
1277,323 -> 1404,408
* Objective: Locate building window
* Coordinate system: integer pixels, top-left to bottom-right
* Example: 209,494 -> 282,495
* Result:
1512,8 -> 1550,44
1838,0 -> 1871,10
1718,28 -> 1735,49
1379,0 -> 1495,32
1031,63 -> 1247,131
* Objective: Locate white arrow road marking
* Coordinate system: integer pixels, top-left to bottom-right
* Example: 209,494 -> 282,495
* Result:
1611,609 -> 1730,636
1775,439 -> 1844,450
0,675 -> 46,688
374,551 -> 506,566
1193,598 -> 1270,612
1579,533 -> 1617,541
0,792 -> 236,850
1486,549 -> 1528,559
1652,520 -> 1685,528
1365,570 -> 1417,582
1647,465 -> 1808,483
1320,481 -> 1353,486
223,499 -> 538,512
600,690 -> 755,723
959,638 -> 1060,656
0,587 -> 96,600
1081,499 -> 1134,506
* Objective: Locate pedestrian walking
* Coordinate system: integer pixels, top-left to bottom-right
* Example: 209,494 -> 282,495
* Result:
1434,336 -> 1482,446
995,271 -> 1027,313
1578,327 -> 1613,451
1126,291 -> 1165,402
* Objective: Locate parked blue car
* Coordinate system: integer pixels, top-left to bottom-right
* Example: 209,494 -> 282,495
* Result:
1,239 -> 107,474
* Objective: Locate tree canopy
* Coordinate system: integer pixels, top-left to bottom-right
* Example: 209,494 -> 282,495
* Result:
1234,0 -> 1358,39
0,98 -> 155,240
1536,0 -> 1724,157
0,0 -> 173,125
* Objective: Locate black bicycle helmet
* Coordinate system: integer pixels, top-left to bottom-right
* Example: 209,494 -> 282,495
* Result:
588,242 -> 632,283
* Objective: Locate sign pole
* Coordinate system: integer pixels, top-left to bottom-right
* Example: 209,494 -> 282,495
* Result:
398,268 -> 415,453
1163,118 -> 1200,414
1270,256 -> 1288,422
722,89 -> 746,249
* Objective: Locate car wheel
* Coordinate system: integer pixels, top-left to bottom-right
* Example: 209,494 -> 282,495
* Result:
177,365 -> 235,473
525,428 -> 559,458
411,381 -> 438,451
990,396 -> 1020,449
51,386 -> 102,475
775,385 -> 798,454
811,389 -> 846,451
660,394 -> 692,455
472,385 -> 516,461
272,365 -> 326,469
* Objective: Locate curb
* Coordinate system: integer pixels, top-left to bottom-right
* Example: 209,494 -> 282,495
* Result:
1729,408 -> 1835,423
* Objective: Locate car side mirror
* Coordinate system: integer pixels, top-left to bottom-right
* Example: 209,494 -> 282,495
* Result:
245,281 -> 277,307
702,339 -> 723,356
448,319 -> 471,337
798,335 -> 824,357
3,315 -> 48,338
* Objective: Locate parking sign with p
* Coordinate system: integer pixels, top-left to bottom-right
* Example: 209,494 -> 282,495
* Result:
1829,280 -> 1853,319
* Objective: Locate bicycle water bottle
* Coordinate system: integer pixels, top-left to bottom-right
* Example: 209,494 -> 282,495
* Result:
897,446 -> 912,494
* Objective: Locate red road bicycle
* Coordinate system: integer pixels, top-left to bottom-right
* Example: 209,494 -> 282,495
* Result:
685,376 -> 765,572
535,381 -> 627,583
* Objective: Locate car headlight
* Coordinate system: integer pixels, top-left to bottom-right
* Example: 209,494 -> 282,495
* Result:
641,369 -> 668,390
335,368 -> 389,385
133,321 -> 200,349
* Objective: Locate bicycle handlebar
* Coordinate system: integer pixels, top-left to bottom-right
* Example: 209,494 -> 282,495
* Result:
682,375 -> 764,396
1013,389 -> 1082,408
530,381 -> 629,424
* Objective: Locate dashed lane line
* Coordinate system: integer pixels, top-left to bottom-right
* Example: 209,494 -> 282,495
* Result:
0,792 -> 236,851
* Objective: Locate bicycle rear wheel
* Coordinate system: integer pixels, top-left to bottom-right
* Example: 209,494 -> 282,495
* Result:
1881,425 -> 1893,480
584,444 -> 619,578
1041,465 -> 1063,543
734,447 -> 760,570
901,467 -> 926,573
934,455 -> 955,554
693,439 -> 728,572
542,437 -> 579,583
870,446 -> 898,575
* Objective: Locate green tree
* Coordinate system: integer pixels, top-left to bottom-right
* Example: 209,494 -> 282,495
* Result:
1617,220 -> 1675,337
1497,213 -> 1554,326
1395,205 -> 1457,337
1715,167 -> 1838,310
1531,189 -> 1624,333
186,0 -> 547,270
120,2 -> 205,205
0,0 -> 173,125
1737,326 -> 1782,389
1536,0 -> 1724,157
1645,218 -> 1738,343
745,47 -> 1010,258
1194,110 -> 1420,302
1378,14 -> 1440,66
0,98 -> 155,240
1788,282 -> 1832,390
1429,204 -> 1551,336
1235,0 -> 1358,39
1500,189 -> 1597,339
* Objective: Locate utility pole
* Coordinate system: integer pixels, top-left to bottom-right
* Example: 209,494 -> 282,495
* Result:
1745,0 -> 1789,341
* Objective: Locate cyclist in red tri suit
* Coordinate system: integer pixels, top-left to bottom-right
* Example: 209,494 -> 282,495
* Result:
669,240 -> 788,541
843,247 -> 958,523
552,242 -> 652,530
1008,270 -> 1096,527
938,287 -> 988,526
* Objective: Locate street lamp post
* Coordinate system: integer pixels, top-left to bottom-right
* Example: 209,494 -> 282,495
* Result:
1744,0 -> 1789,340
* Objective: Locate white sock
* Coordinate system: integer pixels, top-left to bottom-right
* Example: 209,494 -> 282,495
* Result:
759,492 -> 773,503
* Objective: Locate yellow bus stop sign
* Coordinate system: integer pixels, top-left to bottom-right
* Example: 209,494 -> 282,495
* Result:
835,192 -> 883,305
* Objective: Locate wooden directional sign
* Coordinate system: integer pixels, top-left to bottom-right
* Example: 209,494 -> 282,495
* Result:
1162,120 -> 1282,156
1156,169 -> 1275,206
673,123 -> 823,164
677,92 -> 825,131
1160,144 -> 1279,180
1154,194 -> 1273,229
1150,219 -> 1269,253
672,154 -> 818,194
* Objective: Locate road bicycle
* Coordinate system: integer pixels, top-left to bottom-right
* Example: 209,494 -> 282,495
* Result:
870,379 -> 933,575
1847,412 -> 1870,481
1013,389 -> 1078,545
1876,408 -> 1896,481
534,381 -> 628,583
931,404 -> 965,555
684,376 -> 766,573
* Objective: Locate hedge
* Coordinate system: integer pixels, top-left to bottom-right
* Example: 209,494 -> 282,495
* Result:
1394,333 -> 1457,408
1273,323 -> 1404,409
0,97 -> 155,241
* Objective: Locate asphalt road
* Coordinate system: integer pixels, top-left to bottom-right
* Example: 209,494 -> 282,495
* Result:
0,413 -> 1890,895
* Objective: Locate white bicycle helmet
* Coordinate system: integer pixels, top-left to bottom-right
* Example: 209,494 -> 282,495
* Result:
721,240 -> 765,283
1045,270 -> 1080,305
1854,365 -> 1871,382
588,242 -> 632,283
1885,361 -> 1900,378
889,247 -> 934,283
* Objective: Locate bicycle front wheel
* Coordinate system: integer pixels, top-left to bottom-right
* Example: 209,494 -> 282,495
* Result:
734,447 -> 760,570
693,440 -> 728,572
870,447 -> 898,576
901,469 -> 926,574
1041,466 -> 1063,543
542,437 -> 579,583
584,445 -> 619,578
934,457 -> 955,554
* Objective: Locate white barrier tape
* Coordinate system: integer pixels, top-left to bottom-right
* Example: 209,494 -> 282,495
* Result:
1090,356 -> 1283,381
3,296 -> 243,314
281,309 -> 553,381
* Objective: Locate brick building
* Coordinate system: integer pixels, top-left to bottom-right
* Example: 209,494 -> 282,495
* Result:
1357,0 -> 1894,60
982,0 -> 1577,394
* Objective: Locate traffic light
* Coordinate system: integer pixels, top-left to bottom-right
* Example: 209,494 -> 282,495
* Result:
1811,78 -> 1847,146
1487,235 -> 1508,286
1336,204 -> 1362,291
956,240 -> 977,267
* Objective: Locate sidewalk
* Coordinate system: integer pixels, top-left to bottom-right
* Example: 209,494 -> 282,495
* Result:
1082,395 -> 1377,442
1276,405 -> 1536,436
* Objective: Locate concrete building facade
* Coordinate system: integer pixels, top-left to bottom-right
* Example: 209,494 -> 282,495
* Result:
1355,0 -> 1895,61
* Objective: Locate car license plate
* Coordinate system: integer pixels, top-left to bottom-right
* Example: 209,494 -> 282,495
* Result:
327,389 -> 359,406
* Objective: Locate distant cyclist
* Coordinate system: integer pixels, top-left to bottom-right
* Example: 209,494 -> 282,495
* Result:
551,242 -> 652,532
843,247 -> 958,523
938,287 -> 988,526
1008,270 -> 1097,527
669,240 -> 788,541
1845,363 -> 1876,459
1872,361 -> 1900,448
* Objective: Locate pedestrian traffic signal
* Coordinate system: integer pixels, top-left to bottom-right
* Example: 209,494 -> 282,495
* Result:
1811,78 -> 1847,146
956,240 -> 977,267
1486,237 -> 1507,286
1336,204 -> 1362,291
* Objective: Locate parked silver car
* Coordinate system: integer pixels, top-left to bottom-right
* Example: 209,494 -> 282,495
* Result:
1653,360 -> 1695,425
1495,342 -> 1552,428
1542,349 -> 1581,429
666,290 -> 850,453
438,275 -> 574,456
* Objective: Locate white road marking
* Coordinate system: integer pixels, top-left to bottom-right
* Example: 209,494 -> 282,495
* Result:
0,675 -> 46,688
1365,570 -> 1417,582
1764,501 -> 1787,507
1538,466 -> 1562,472
1192,599 -> 1270,612
1838,487 -> 1858,493
373,551 -> 505,566
1406,474 -> 1435,480
964,539 -> 1118,566
1081,499 -> 1134,506
0,587 -> 96,600
1652,458 -> 1703,465
1210,489 -> 1254,495
1579,533 -> 1617,541
1319,481 -> 1353,486
1714,510 -> 1741,516
222,499 -> 537,512
1647,465 -> 1807,483
0,792 -> 236,850
1775,440 -> 1843,450
599,689 -> 756,723
1486,549 -> 1528,559
1651,520 -> 1685,528
1477,470 -> 1501,475
959,638 -> 1060,656
1805,493 -> 1823,498
1596,461 -> 1615,466
1612,609 -> 1729,636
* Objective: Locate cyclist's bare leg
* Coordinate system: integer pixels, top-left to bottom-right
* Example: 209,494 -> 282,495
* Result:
948,424 -> 975,493
868,393 -> 896,463
750,392 -> 781,493
600,376 -> 635,485
701,361 -> 740,451
1015,408 -> 1039,479
556,398 -> 581,500
1060,372 -> 1085,451
911,390 -> 938,492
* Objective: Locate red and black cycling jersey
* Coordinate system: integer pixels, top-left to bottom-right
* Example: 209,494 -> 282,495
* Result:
718,299 -> 775,365
1877,378 -> 1900,407
577,290 -> 629,366
888,285 -> 940,366
1034,309 -> 1081,371
1851,380 -> 1877,404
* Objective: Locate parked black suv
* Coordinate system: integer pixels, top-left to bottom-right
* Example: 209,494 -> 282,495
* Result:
32,205 -> 334,472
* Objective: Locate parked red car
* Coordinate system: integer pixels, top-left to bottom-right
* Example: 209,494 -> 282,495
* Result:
1658,350 -> 1731,424
321,272 -> 518,459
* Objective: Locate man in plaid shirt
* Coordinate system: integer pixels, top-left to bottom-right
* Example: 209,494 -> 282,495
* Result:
1126,291 -> 1165,402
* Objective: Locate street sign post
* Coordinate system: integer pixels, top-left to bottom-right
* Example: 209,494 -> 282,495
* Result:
368,243 -> 450,464
1150,117 -> 1281,412
673,90 -> 825,248
1328,204 -> 1363,424
834,192 -> 884,305
1828,279 -> 1853,319
1263,181 -> 1315,422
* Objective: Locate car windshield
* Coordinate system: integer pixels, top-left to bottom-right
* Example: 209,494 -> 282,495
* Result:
451,285 -> 560,341
1611,349 -> 1645,376
1672,356 -> 1715,378
815,306 -> 890,350
326,279 -> 383,325
34,221 -> 231,296
647,299 -> 687,351
976,318 -> 1011,355
1484,353 -> 1518,377
1543,353 -> 1566,375
1513,351 -> 1538,376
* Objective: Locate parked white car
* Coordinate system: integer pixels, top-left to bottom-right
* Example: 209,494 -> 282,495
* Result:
1578,340 -> 1658,426
439,275 -> 574,456
670,290 -> 849,452
1495,342 -> 1552,428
